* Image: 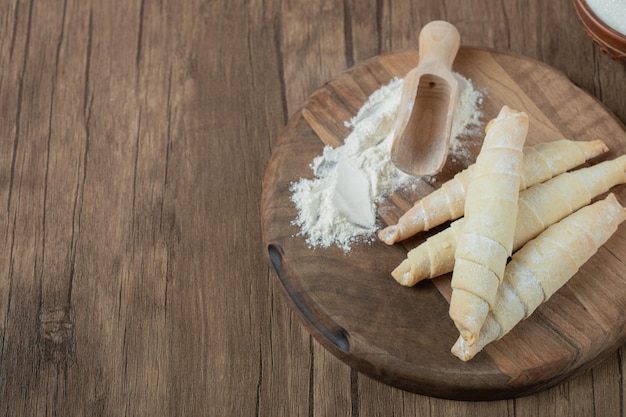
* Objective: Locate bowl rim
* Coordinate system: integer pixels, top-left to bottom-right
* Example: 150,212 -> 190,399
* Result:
574,0 -> 626,51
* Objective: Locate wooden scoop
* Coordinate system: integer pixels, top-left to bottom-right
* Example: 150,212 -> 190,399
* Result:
390,21 -> 461,176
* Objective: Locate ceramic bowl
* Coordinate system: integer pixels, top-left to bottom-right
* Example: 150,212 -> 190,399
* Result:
574,0 -> 626,63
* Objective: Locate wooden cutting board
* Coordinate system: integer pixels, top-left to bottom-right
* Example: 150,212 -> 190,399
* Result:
261,47 -> 626,400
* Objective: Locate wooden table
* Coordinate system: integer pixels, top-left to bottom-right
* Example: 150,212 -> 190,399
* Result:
1,0 -> 625,415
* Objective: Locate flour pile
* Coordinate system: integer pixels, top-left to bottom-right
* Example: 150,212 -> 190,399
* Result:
290,74 -> 483,251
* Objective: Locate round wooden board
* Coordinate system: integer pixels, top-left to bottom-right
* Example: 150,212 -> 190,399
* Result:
261,47 -> 626,401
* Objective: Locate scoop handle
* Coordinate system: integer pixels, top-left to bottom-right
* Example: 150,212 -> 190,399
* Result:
418,21 -> 461,69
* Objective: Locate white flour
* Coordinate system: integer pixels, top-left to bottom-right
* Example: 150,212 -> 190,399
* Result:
290,74 -> 483,251
586,0 -> 626,36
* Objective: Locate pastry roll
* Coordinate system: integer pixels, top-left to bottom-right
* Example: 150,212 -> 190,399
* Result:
449,106 -> 528,346
452,193 -> 626,361
378,139 -> 608,245
392,154 -> 626,286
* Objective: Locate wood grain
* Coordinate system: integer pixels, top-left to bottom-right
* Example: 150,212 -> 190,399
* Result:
1,0 -> 626,415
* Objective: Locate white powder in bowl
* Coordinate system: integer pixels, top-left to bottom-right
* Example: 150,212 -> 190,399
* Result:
586,0 -> 626,36
290,74 -> 483,251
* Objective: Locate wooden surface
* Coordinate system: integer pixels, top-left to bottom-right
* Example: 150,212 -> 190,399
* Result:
1,0 -> 626,415
262,47 -> 626,401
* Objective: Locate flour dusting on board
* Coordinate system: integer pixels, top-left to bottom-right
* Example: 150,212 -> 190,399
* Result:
290,74 -> 484,251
